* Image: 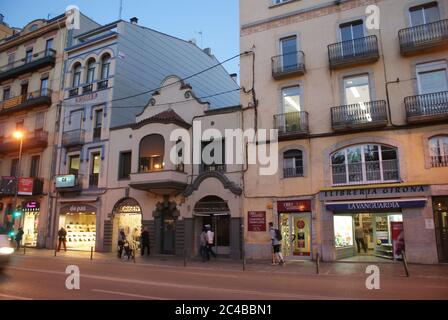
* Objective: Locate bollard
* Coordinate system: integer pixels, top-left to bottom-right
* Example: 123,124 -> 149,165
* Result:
23,245 -> 26,255
316,252 -> 320,274
133,249 -> 136,264
402,250 -> 410,277
54,248 -> 57,257
90,247 -> 94,260
183,248 -> 187,267
242,248 -> 246,271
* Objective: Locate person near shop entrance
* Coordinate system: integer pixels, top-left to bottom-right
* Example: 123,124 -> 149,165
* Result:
268,222 -> 285,266
117,229 -> 126,258
355,224 -> 367,254
141,226 -> 150,256
15,227 -> 24,250
205,225 -> 216,259
57,227 -> 67,252
199,226 -> 208,262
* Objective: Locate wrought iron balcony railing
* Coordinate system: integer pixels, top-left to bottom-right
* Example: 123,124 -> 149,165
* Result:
97,79 -> 108,90
283,166 -> 304,178
399,19 -> 448,55
328,35 -> 379,69
431,155 -> 448,168
274,111 -> 309,137
0,130 -> 48,154
405,91 -> 448,123
62,129 -> 85,147
68,88 -> 79,97
271,51 -> 306,79
331,100 -> 388,131
82,84 -> 93,94
0,89 -> 52,115
0,49 -> 56,82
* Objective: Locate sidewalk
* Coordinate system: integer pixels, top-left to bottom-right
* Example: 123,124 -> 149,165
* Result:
13,247 -> 448,279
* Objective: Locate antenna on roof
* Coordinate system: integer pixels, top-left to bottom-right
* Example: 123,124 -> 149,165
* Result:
195,30 -> 203,48
119,0 -> 124,20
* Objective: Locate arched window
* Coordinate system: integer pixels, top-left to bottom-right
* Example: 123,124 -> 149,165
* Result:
331,144 -> 399,185
86,58 -> 96,84
100,54 -> 111,80
72,63 -> 81,87
429,136 -> 448,167
283,149 -> 303,178
139,134 -> 164,172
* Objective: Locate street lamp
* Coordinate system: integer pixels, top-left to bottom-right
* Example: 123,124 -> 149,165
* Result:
12,130 -> 24,230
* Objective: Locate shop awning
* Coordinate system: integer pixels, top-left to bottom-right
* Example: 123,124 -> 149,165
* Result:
325,198 -> 427,211
58,196 -> 98,203
193,212 -> 230,217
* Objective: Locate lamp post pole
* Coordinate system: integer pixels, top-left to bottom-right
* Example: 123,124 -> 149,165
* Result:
12,132 -> 23,230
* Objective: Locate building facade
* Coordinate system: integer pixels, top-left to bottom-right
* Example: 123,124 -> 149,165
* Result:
53,18 -> 240,253
0,12 -> 98,248
240,0 -> 448,264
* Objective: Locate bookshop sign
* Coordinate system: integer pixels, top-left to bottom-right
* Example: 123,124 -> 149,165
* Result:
325,199 -> 427,211
320,185 -> 429,201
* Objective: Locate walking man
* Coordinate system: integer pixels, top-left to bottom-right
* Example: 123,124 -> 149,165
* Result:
141,226 -> 150,256
205,225 -> 216,259
15,227 -> 24,250
355,224 -> 367,254
268,222 -> 285,266
57,227 -> 67,252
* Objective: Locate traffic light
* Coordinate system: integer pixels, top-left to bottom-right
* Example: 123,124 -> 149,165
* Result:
13,207 -> 22,218
8,230 -> 14,238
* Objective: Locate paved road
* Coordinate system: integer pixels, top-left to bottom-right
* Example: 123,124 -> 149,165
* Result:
1,255 -> 448,300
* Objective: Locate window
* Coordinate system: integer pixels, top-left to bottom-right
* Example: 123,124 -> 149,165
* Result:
118,151 -> 132,180
416,61 -> 448,95
429,136 -> 448,167
331,144 -> 399,185
410,2 -> 440,26
283,149 -> 304,178
72,63 -> 81,87
2,87 -> 11,100
30,155 -> 40,178
86,59 -> 96,84
344,74 -> 370,105
282,86 -> 301,113
90,152 -> 101,187
280,36 -> 297,72
25,49 -> 33,63
45,38 -> 53,54
21,83 -> 28,96
93,109 -> 103,140
139,134 -> 165,172
273,0 -> 291,4
10,159 -> 19,177
68,155 -> 80,176
35,112 -> 44,131
16,120 -> 24,130
340,20 -> 365,57
201,139 -> 225,173
100,54 -> 111,80
40,77 -> 49,96
7,53 -> 15,69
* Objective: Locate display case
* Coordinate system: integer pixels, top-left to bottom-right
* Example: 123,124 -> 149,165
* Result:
66,223 -> 96,248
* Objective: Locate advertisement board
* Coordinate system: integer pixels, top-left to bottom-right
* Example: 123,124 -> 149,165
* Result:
391,221 -> 405,259
293,214 -> 311,256
55,175 -> 76,188
248,211 -> 266,232
18,178 -> 34,195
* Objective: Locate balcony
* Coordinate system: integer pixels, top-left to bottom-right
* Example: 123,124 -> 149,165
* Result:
331,159 -> 400,186
55,174 -> 83,194
399,19 -> 448,55
328,35 -> 379,69
431,155 -> 448,168
283,167 -> 304,178
0,89 -> 52,116
274,111 -> 309,139
271,51 -> 306,79
62,129 -> 85,148
0,130 -> 48,155
129,170 -> 188,195
0,49 -> 56,82
89,173 -> 99,188
93,127 -> 101,140
68,88 -> 79,97
331,100 -> 388,132
97,80 -> 108,90
405,91 -> 448,124
82,84 -> 93,94
0,177 -> 44,196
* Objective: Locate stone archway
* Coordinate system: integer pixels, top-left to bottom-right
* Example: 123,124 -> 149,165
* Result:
111,198 -> 142,253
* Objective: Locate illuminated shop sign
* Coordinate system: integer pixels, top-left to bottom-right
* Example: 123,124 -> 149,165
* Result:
326,199 -> 427,211
60,204 -> 96,215
277,200 -> 311,213
55,175 -> 76,188
117,205 -> 141,214
24,201 -> 40,212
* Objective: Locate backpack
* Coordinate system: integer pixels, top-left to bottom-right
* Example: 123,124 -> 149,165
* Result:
275,229 -> 282,241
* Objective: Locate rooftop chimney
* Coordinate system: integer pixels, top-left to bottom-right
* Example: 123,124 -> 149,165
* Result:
203,47 -> 212,56
230,73 -> 238,82
130,17 -> 138,25
0,14 -> 4,24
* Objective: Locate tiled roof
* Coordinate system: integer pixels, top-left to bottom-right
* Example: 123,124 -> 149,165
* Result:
132,109 -> 191,130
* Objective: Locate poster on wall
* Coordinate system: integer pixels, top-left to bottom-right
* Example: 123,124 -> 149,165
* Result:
248,211 -> 266,232
334,215 -> 353,248
293,214 -> 311,256
391,221 -> 405,260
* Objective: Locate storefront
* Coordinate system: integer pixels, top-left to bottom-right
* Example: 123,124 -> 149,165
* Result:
277,200 -> 312,260
433,196 -> 448,262
112,198 -> 142,253
59,204 -> 97,250
320,184 -> 431,262
22,201 -> 40,247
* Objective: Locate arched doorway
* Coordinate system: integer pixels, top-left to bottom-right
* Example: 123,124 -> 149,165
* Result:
112,198 -> 142,252
194,196 -> 230,256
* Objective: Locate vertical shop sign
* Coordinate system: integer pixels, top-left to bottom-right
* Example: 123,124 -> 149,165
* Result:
293,214 -> 311,256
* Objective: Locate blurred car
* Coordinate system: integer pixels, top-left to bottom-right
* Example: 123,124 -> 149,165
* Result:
0,234 -> 14,272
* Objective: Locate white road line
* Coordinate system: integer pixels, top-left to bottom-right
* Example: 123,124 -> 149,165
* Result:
0,293 -> 33,300
9,266 -> 347,300
92,289 -> 168,300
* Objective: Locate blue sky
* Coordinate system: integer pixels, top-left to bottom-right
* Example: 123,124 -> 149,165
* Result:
0,0 -> 240,76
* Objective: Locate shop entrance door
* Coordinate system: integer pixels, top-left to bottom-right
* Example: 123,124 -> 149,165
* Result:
161,209 -> 175,254
433,197 -> 448,262
279,212 -> 312,260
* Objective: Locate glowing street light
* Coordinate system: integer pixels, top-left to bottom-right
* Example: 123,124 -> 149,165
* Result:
13,130 -> 24,140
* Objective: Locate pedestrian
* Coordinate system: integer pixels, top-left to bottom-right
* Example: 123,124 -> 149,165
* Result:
268,222 -> 285,266
15,227 -> 24,250
199,226 -> 208,262
205,225 -> 216,259
117,229 -> 126,258
57,227 -> 67,252
141,226 -> 150,256
355,224 -> 367,254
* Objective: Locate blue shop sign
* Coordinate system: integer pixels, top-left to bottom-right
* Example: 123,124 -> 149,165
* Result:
326,199 -> 427,211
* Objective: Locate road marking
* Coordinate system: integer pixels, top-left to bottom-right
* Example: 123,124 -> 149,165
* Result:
9,266 -> 348,300
0,293 -> 33,300
92,289 -> 168,300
